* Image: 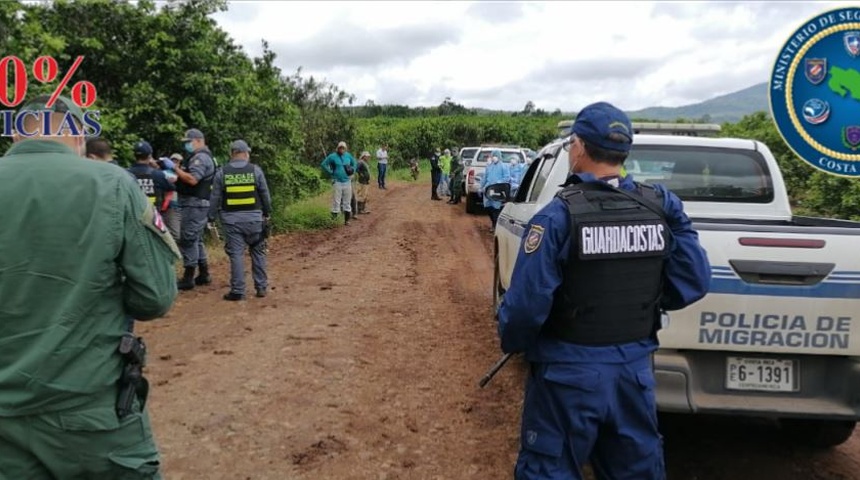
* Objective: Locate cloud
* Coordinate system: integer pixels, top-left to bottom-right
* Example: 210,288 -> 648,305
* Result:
221,2 -> 259,23
374,78 -> 423,105
211,0 -> 849,112
270,23 -> 462,70
531,57 -> 663,83
466,1 -> 527,23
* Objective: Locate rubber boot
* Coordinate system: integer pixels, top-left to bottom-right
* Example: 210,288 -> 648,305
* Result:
331,212 -> 338,222
195,262 -> 212,286
344,211 -> 351,226
177,266 -> 196,291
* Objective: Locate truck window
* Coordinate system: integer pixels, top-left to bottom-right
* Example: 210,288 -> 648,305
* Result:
460,148 -> 478,160
528,153 -> 558,203
627,146 -> 774,203
475,150 -> 525,164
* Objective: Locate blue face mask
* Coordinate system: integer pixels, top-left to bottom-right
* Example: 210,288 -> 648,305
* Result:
184,142 -> 194,153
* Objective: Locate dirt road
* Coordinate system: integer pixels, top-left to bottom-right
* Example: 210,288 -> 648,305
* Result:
137,180 -> 860,480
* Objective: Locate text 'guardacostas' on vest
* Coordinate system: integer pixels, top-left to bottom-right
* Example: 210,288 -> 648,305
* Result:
579,221 -> 667,258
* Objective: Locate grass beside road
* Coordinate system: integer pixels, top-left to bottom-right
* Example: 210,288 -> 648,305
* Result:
280,192 -> 339,231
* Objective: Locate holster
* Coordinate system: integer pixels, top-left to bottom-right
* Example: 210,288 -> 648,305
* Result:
116,334 -> 150,419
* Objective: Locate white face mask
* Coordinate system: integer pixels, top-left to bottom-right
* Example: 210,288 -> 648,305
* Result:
491,156 -> 499,163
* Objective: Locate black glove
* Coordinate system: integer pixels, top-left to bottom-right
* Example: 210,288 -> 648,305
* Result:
261,219 -> 270,240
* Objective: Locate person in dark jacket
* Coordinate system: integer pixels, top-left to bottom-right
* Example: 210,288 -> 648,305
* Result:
430,148 -> 442,201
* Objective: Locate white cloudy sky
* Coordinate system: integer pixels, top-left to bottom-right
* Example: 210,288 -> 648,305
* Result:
212,0 -> 846,112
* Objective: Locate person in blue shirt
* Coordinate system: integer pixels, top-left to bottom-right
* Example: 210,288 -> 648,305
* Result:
480,149 -> 512,230
497,102 -> 711,480
321,141 -> 358,226
509,156 -> 526,197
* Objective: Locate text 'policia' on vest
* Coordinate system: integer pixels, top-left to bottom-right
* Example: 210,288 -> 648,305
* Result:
176,152 -> 215,200
222,163 -> 260,212
542,180 -> 671,346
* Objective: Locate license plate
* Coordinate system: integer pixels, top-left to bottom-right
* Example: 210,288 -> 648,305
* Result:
725,357 -> 798,392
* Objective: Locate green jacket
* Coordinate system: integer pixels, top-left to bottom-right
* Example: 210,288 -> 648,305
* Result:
440,154 -> 452,175
0,140 -> 180,416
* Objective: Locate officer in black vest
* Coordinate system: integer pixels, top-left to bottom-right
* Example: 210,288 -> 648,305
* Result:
127,140 -> 175,212
497,102 -> 712,480
173,128 -> 217,291
208,140 -> 272,301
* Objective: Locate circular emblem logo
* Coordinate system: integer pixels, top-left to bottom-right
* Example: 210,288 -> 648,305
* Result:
769,7 -> 860,177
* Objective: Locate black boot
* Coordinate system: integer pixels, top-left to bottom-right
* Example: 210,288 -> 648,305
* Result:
331,212 -> 338,222
177,266 -> 196,291
344,211 -> 351,225
195,262 -> 211,286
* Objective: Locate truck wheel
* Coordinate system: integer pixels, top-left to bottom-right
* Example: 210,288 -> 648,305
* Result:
780,419 -> 857,448
466,193 -> 478,214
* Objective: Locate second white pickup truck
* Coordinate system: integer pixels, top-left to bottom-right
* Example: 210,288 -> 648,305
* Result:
493,130 -> 860,447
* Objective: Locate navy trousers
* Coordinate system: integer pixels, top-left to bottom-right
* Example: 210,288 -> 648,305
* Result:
514,354 -> 665,480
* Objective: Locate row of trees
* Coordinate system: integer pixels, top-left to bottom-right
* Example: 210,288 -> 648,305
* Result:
1,0 -> 856,224
0,0 -> 353,230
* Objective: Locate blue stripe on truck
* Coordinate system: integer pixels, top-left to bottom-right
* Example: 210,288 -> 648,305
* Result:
709,277 -> 860,299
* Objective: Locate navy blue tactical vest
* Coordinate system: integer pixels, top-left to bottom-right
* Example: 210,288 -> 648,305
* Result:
542,180 -> 670,345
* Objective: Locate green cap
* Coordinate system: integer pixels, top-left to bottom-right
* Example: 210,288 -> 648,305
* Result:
19,94 -> 85,124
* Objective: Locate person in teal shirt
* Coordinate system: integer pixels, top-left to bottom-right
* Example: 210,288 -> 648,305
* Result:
321,141 -> 358,225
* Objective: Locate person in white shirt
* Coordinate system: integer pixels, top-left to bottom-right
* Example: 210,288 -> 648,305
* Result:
375,144 -> 389,189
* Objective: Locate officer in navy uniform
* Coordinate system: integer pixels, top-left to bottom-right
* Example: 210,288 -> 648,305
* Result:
497,102 -> 712,480
173,128 -> 217,291
127,140 -> 175,211
208,140 -> 272,301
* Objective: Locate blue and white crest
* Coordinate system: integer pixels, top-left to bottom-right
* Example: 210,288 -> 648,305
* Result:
804,58 -> 827,85
845,32 -> 860,57
769,8 -> 860,178
802,98 -> 830,125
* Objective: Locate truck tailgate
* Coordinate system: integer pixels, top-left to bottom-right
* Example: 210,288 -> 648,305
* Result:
658,224 -> 860,356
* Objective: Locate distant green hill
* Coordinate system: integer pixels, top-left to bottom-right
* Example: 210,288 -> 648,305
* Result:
348,83 -> 770,123
626,82 -> 769,123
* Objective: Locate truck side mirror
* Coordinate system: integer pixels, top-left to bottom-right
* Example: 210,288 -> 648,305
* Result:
485,183 -> 511,203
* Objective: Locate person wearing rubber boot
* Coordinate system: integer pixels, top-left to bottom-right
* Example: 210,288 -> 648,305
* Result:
497,102 -> 712,480
356,151 -> 372,214
448,151 -> 464,205
208,140 -> 272,301
321,141 -> 357,226
174,128 -> 217,290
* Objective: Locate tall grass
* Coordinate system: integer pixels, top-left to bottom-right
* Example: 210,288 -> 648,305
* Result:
280,192 -> 340,231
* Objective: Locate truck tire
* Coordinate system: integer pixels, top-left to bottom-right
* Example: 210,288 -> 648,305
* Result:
466,193 -> 479,214
780,419 -> 856,448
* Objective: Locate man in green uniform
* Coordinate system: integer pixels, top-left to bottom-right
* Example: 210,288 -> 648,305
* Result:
448,149 -> 464,205
0,95 -> 180,479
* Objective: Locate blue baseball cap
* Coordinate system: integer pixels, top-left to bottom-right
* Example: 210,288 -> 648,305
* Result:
230,139 -> 251,153
570,102 -> 633,153
181,128 -> 205,141
133,140 -> 153,156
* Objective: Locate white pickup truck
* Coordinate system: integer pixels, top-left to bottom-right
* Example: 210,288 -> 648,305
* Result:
464,146 -> 527,214
493,131 -> 860,447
